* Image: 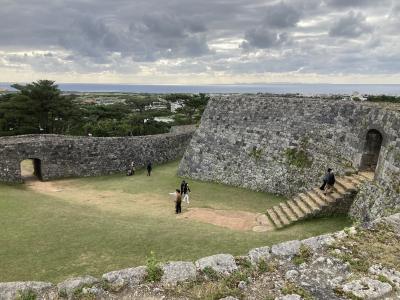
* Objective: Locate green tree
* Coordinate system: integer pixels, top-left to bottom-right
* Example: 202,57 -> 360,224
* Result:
125,96 -> 154,113
0,80 -> 79,135
175,93 -> 210,123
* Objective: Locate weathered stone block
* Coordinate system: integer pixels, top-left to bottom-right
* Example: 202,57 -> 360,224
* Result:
195,254 -> 238,275
161,261 -> 196,286
271,240 -> 301,256
57,275 -> 98,299
248,246 -> 271,265
102,266 -> 147,292
0,281 -> 56,300
341,277 -> 392,299
301,234 -> 335,251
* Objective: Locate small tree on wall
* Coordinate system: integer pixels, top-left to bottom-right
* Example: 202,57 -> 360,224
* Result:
249,146 -> 263,162
284,137 -> 312,169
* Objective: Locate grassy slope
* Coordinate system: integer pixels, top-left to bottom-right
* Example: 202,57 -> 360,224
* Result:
0,161 -> 351,282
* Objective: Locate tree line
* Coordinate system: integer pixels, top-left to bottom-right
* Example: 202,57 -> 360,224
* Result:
0,80 -> 209,137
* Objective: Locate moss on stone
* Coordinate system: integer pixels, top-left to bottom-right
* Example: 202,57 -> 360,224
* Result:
284,148 -> 312,169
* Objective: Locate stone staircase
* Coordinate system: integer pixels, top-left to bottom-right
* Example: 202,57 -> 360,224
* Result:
266,172 -> 374,229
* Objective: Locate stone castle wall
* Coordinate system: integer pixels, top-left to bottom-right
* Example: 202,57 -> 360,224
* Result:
0,131 -> 193,183
179,95 -> 400,220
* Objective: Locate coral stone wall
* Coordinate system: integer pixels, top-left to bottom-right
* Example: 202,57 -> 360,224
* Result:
0,132 -> 193,183
179,95 -> 400,220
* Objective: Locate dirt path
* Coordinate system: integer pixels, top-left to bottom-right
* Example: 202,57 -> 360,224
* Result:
178,207 -> 274,232
25,179 -> 274,232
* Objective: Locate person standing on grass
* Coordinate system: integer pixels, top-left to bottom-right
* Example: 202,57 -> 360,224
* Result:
170,189 -> 182,214
180,180 -> 186,197
182,182 -> 191,204
147,161 -> 152,176
130,161 -> 135,175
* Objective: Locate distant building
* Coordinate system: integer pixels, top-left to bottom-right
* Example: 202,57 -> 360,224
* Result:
145,101 -> 168,111
351,92 -> 368,101
170,101 -> 183,113
154,116 -> 174,123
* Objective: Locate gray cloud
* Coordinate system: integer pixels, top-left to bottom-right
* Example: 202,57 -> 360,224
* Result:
329,11 -> 373,38
263,1 -> 302,28
242,29 -> 289,49
0,0 -> 398,81
325,0 -> 379,8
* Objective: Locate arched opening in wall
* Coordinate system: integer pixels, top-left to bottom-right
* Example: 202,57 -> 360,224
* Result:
360,129 -> 383,172
20,159 -> 42,181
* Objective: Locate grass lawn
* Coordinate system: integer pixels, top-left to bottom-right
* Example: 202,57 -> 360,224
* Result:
0,160 -> 352,283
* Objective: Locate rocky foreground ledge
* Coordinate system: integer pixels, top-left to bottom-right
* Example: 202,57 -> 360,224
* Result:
1,214 -> 399,300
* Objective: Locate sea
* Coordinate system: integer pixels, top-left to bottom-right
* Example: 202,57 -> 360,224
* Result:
1,83 -> 400,95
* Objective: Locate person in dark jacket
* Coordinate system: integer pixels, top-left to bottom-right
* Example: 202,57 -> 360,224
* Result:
182,182 -> 191,204
147,161 -> 152,176
320,169 -> 330,190
324,168 -> 335,195
175,189 -> 182,214
180,180 -> 186,195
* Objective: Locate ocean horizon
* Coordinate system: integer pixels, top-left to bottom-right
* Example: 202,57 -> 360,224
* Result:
1,82 -> 400,95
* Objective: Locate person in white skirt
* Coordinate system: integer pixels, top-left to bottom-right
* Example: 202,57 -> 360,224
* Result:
182,182 -> 191,204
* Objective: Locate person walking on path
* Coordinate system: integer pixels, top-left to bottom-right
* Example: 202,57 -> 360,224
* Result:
323,168 -> 335,195
170,189 -> 182,214
147,161 -> 152,176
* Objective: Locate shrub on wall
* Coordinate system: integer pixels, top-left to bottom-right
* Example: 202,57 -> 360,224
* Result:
284,148 -> 312,169
249,147 -> 263,162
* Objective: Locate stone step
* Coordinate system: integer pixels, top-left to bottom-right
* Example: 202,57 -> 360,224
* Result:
298,193 -> 321,211
354,174 -> 371,182
345,176 -> 363,185
336,178 -> 357,192
262,173 -> 369,231
333,184 -> 348,195
353,174 -> 368,183
286,200 -> 306,219
358,171 -> 374,181
273,206 -> 291,226
313,188 -> 337,204
266,208 -> 283,229
279,202 -> 298,222
306,190 -> 329,207
331,192 -> 344,201
293,197 -> 313,215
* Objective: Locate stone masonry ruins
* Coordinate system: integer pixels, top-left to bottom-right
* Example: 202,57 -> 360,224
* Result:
1,95 -> 400,299
179,94 -> 400,222
0,131 -> 193,183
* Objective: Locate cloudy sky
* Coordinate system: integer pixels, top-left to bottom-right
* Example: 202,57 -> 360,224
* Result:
0,0 -> 399,84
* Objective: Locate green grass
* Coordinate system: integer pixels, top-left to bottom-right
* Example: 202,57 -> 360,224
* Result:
0,161 -> 351,282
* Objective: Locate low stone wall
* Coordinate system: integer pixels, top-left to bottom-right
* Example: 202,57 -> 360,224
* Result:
0,131 -> 194,183
169,124 -> 197,134
1,213 -> 399,300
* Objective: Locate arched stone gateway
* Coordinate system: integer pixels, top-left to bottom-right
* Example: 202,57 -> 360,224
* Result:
360,129 -> 383,172
20,158 -> 42,181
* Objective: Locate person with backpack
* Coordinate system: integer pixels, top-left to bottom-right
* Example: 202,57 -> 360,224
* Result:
323,168 -> 335,195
